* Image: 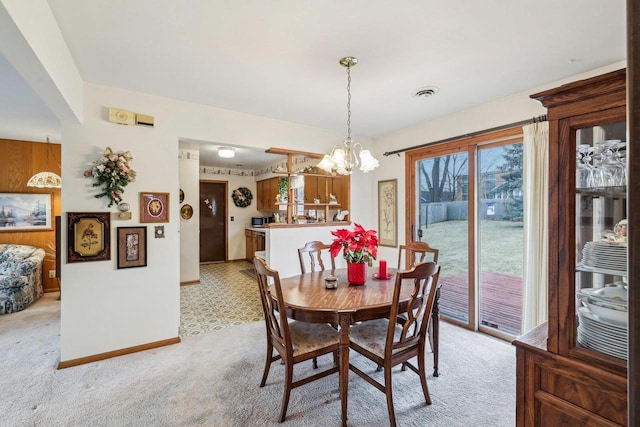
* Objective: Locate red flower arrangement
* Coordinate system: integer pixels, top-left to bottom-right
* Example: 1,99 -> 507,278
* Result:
329,223 -> 379,264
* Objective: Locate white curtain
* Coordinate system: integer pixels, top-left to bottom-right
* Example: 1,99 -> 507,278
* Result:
521,121 -> 549,333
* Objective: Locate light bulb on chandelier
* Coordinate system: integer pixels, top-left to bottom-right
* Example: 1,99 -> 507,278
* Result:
317,57 -> 379,175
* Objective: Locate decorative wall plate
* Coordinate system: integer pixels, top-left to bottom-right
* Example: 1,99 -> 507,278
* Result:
180,204 -> 193,220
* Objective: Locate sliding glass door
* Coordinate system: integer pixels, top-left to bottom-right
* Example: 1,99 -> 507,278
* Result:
477,142 -> 524,336
414,150 -> 472,324
406,129 -> 524,337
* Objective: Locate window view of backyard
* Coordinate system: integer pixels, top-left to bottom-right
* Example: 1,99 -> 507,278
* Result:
416,142 -> 524,336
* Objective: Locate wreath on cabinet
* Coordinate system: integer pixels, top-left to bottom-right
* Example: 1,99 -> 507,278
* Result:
232,187 -> 253,208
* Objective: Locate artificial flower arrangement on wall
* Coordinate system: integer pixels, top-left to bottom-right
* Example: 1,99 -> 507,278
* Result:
84,147 -> 136,207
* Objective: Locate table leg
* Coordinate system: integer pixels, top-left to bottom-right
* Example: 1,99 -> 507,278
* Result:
339,314 -> 351,426
431,287 -> 441,377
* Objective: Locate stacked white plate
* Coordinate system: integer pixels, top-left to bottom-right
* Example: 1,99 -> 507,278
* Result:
577,307 -> 627,360
581,241 -> 627,272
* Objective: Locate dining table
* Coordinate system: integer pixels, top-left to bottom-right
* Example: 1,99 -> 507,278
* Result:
277,267 -> 441,426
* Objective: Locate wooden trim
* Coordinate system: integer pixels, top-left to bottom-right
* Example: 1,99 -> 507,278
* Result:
265,147 -> 323,159
58,337 -> 181,369
627,1 -> 640,424
531,69 -> 626,109
264,221 -> 351,228
180,279 -> 200,286
407,127 -> 522,158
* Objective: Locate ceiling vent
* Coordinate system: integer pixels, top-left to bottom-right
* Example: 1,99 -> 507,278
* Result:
413,86 -> 440,98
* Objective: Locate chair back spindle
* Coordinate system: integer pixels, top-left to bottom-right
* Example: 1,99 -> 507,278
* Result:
397,241 -> 439,270
389,262 -> 440,354
297,241 -> 336,274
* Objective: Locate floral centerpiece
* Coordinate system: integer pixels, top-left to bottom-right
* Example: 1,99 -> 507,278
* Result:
330,223 -> 379,285
84,147 -> 136,207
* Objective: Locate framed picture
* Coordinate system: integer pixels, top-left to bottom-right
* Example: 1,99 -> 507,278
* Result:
140,192 -> 170,223
0,193 -> 53,232
67,212 -> 110,262
117,226 -> 147,269
378,179 -> 397,247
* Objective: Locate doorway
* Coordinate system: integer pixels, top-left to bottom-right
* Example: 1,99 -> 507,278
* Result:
199,181 -> 227,263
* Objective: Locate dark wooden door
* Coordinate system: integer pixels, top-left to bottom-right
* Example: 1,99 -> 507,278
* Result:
199,181 -> 226,262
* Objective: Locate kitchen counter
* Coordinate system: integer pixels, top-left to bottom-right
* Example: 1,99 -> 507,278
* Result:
263,221 -> 350,228
263,223 -> 350,279
245,226 -> 267,233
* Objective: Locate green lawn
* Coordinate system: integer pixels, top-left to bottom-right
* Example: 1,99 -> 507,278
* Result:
421,220 -> 524,277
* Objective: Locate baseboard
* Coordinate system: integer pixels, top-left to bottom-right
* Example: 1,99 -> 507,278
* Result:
180,280 -> 199,286
58,336 -> 181,369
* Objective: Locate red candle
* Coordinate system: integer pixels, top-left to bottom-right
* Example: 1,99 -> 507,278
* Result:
379,259 -> 387,278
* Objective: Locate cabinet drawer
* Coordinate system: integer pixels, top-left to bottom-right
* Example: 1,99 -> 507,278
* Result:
537,397 -> 622,427
525,351 -> 627,426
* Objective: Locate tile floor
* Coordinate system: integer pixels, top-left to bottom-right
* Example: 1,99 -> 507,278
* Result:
179,261 -> 263,337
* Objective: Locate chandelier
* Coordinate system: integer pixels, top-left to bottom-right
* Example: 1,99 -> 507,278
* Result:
27,137 -> 62,188
317,56 -> 379,175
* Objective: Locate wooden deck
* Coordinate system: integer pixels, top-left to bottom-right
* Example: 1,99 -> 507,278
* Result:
438,271 -> 523,336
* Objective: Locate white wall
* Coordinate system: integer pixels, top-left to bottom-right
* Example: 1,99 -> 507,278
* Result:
61,87 -> 181,361
368,61 -> 627,265
60,82 -> 355,361
266,225 -> 348,279
179,149 -> 200,283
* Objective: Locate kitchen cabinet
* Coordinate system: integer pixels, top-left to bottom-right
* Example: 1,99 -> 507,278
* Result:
257,148 -> 351,223
245,229 -> 265,262
513,69 -> 630,426
303,175 -> 347,205
256,177 -> 279,210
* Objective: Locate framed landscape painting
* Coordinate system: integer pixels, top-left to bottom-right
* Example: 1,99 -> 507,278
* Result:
0,193 -> 52,231
378,179 -> 397,247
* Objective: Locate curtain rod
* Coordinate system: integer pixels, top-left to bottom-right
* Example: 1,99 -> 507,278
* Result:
382,114 -> 548,157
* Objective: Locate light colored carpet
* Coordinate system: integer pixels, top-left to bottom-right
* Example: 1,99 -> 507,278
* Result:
0,293 -> 516,426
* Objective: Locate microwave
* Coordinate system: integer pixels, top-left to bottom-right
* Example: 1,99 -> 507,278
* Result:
252,216 -> 274,227
251,217 -> 266,227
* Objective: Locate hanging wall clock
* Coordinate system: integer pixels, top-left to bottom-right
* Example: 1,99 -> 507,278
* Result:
232,187 -> 253,208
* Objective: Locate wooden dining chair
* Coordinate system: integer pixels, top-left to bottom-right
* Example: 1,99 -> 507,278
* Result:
253,257 -> 340,423
397,241 -> 440,363
297,241 -> 336,274
397,241 -> 439,270
297,241 -> 338,369
348,261 -> 441,427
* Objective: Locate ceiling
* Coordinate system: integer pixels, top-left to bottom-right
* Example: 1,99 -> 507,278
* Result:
1,1 -> 627,167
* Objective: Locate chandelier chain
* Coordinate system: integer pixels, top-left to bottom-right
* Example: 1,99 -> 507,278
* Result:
346,64 -> 351,140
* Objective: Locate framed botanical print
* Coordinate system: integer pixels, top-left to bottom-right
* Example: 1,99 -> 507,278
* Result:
117,226 -> 147,269
67,212 -> 111,262
140,192 -> 169,223
378,179 -> 397,247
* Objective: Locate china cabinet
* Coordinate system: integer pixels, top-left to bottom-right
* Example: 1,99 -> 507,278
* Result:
514,69 -> 629,426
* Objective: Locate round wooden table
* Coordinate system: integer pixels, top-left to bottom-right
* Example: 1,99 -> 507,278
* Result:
277,267 -> 441,426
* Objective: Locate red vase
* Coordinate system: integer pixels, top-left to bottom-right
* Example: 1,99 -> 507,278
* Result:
347,262 -> 367,285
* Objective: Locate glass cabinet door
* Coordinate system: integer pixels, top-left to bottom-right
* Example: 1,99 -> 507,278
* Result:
574,121 -> 628,360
